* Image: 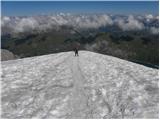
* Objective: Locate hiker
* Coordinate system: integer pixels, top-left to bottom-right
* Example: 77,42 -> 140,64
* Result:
74,47 -> 79,56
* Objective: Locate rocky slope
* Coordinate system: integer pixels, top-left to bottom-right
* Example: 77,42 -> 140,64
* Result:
1,49 -> 17,61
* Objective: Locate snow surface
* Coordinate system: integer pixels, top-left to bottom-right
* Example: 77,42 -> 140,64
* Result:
1,51 -> 159,118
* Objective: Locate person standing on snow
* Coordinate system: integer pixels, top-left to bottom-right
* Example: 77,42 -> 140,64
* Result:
74,47 -> 79,56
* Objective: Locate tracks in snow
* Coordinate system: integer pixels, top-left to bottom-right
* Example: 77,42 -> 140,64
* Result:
68,55 -> 88,118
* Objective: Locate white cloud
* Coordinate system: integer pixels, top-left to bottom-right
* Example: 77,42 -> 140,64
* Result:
14,17 -> 39,33
150,27 -> 159,34
73,14 -> 113,29
116,15 -> 144,31
145,14 -> 154,22
1,13 -> 158,35
146,14 -> 154,19
1,16 -> 11,26
1,14 -> 114,33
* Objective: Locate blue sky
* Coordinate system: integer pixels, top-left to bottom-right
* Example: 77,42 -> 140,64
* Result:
1,1 -> 159,16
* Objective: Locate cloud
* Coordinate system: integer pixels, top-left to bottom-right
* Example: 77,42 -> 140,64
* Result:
51,15 -> 69,26
72,14 -> 113,29
1,16 -> 11,26
85,43 -> 97,51
116,15 -> 144,31
145,14 -> 154,22
146,14 -> 154,19
150,27 -> 159,34
1,14 -> 114,34
1,13 -> 158,35
14,17 -> 39,33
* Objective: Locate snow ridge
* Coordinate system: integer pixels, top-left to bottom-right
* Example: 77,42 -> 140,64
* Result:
1,51 -> 159,118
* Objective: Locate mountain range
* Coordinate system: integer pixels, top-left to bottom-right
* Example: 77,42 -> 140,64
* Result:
1,13 -> 159,67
